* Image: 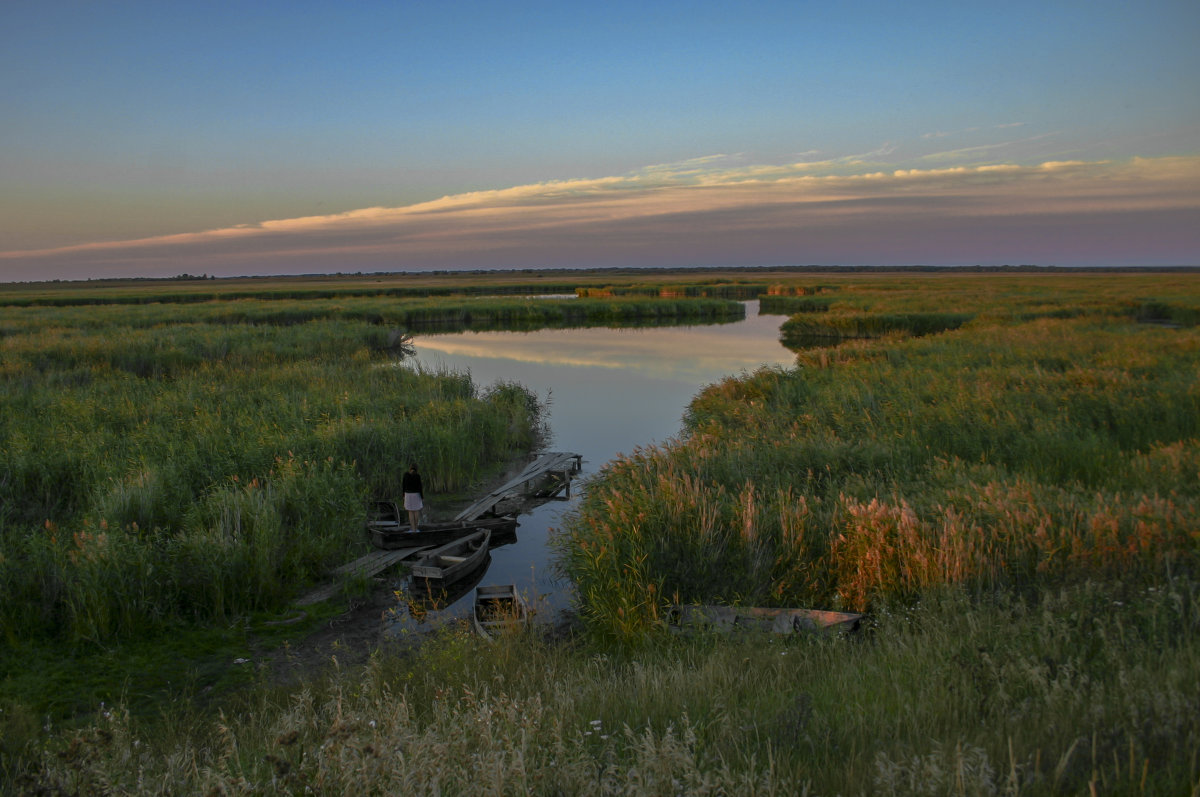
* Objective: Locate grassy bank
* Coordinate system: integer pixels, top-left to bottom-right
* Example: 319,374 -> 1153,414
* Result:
10,579 -> 1198,794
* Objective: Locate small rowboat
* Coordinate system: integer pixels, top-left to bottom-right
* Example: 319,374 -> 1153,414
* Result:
472,584 -> 530,640
665,605 -> 862,635
408,552 -> 491,610
410,529 -> 491,582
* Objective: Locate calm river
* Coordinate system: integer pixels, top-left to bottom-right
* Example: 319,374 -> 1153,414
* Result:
389,301 -> 797,627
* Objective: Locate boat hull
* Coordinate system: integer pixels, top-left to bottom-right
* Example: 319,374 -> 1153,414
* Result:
409,529 -> 491,582
368,514 -> 517,550
472,584 -> 530,640
666,605 -> 862,635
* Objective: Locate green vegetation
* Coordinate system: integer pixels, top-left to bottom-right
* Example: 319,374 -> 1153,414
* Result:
779,309 -> 972,344
0,290 -> 741,646
0,284 -> 743,731
758,294 -> 834,314
4,269 -> 1200,794
561,274 -> 1200,637
0,293 -> 742,333
11,581 -> 1199,794
0,314 -> 542,647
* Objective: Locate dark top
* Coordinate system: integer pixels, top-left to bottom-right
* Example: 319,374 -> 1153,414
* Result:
402,470 -> 423,496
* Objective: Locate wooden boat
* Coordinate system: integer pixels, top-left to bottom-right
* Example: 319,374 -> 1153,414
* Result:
472,584 -> 531,640
409,529 -> 491,581
665,605 -> 863,636
367,501 -> 517,550
408,552 -> 491,611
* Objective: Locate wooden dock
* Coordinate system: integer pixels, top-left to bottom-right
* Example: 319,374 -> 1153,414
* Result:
296,451 -> 582,606
295,546 -> 426,606
453,451 -> 582,522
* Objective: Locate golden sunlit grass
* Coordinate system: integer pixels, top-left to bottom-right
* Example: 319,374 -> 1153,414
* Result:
561,298 -> 1199,638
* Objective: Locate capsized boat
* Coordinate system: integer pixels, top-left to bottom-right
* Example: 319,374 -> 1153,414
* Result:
665,605 -> 862,635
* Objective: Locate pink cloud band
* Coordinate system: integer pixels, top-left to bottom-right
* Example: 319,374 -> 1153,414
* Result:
3,156 -> 1197,278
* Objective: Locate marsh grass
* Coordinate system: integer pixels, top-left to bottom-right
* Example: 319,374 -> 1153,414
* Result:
0,308 -> 551,646
576,282 -> 766,299
561,278 -> 1200,639
758,295 -> 834,314
780,311 -> 974,345
0,292 -> 742,332
10,579 -> 1198,794
6,271 -> 1200,794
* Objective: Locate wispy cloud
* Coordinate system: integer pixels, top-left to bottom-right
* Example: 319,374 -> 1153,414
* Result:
922,122 -> 1026,139
917,132 -> 1064,164
3,154 -> 1197,277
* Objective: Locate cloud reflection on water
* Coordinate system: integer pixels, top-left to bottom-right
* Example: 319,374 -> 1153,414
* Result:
414,313 -> 796,385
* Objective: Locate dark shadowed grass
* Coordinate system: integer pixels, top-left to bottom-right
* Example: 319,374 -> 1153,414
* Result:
8,579 -> 1198,794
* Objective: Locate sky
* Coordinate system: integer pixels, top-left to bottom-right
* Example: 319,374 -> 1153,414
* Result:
1,0 -> 1198,281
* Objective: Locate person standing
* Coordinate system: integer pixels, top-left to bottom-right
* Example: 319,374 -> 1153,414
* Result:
402,463 -> 424,531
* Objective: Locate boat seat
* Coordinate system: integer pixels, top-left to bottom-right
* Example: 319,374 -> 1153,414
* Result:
438,555 -> 467,565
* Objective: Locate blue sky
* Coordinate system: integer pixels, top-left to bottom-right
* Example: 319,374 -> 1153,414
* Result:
2,0 -> 1198,279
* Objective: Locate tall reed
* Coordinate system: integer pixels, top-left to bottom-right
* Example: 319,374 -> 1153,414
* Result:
0,309 -> 546,644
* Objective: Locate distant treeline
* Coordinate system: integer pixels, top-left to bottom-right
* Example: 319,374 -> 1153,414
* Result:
6,264 -> 1198,305
0,296 -> 745,336
0,282 -> 586,308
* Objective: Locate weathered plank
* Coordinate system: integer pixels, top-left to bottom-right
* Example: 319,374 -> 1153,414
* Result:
295,546 -> 426,606
453,451 -> 582,522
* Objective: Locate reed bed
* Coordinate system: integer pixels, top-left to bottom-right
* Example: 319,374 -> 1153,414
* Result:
758,295 -> 834,314
575,282 -> 766,299
560,283 -> 1200,640
779,311 -> 973,344
0,277 -> 585,307
0,294 -> 742,334
0,308 -> 548,645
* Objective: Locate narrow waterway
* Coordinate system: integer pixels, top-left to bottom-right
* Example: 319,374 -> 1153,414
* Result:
388,301 -> 797,628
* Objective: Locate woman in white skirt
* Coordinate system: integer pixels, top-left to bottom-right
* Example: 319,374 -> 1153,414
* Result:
401,463 -> 424,531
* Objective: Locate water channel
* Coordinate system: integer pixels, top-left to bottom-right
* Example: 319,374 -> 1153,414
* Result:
387,301 -> 798,629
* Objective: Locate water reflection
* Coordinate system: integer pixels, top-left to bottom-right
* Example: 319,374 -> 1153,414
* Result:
419,320 -> 785,383
383,301 -> 797,631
